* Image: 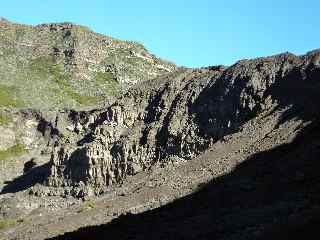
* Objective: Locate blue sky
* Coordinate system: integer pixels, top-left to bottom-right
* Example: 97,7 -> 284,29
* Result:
1,0 -> 319,67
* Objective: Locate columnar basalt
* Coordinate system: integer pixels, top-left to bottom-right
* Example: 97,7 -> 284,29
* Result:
46,50 -> 320,196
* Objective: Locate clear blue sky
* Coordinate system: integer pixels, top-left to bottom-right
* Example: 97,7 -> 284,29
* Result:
1,0 -> 319,67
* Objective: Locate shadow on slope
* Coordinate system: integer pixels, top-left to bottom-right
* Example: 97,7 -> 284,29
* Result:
49,118 -> 320,240
193,54 -> 320,140
0,163 -> 50,194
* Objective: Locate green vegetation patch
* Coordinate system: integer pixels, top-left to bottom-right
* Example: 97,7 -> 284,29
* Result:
0,85 -> 24,108
78,200 -> 95,213
95,71 -> 119,96
29,56 -> 99,105
0,218 -> 25,231
0,218 -> 17,230
53,77 -> 99,105
0,111 -> 12,125
29,56 -> 60,78
0,143 -> 26,161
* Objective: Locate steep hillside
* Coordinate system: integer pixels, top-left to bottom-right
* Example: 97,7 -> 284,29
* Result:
0,19 -> 319,239
49,117 -> 320,240
43,49 -> 320,240
43,50 -> 320,197
0,18 -> 175,110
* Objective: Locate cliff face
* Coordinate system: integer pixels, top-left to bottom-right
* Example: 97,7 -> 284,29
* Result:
0,18 -> 175,109
45,50 -> 320,196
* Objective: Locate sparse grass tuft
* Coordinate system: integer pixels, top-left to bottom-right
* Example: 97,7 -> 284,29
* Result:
0,143 -> 26,161
0,112 -> 12,125
0,85 -> 24,108
71,94 -> 98,105
0,218 -> 25,231
95,71 -> 119,96
53,78 -> 99,105
29,57 -> 99,105
78,200 -> 95,213
0,219 -> 17,230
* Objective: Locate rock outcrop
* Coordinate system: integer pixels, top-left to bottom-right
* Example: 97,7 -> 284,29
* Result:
46,50 -> 320,196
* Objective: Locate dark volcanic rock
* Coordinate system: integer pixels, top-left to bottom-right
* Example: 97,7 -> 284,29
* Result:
46,50 -> 320,196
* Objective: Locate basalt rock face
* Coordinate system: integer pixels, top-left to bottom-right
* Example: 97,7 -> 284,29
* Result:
47,69 -> 216,194
0,19 -> 176,194
46,50 -> 320,196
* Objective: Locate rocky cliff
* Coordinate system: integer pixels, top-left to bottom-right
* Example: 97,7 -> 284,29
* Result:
44,49 -> 320,197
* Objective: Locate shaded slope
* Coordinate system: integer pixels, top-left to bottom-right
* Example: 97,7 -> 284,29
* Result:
46,50 -> 320,196
45,49 -> 320,239
49,117 -> 320,240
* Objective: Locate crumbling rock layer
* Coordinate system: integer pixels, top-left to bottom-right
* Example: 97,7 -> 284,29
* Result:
46,50 -> 320,196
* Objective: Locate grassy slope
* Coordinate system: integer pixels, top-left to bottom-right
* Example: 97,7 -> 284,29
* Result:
0,143 -> 25,161
0,20 -> 174,110
0,25 -> 120,109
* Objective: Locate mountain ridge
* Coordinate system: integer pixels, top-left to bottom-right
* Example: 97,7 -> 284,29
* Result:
0,18 -> 176,110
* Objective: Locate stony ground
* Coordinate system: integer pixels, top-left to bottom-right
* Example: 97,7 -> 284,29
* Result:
1,107 -> 282,239
1,104 -> 319,239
